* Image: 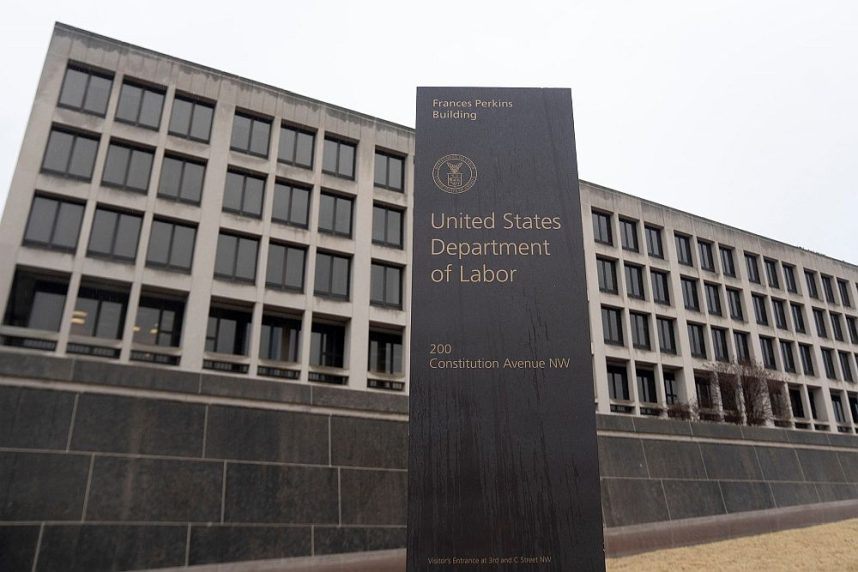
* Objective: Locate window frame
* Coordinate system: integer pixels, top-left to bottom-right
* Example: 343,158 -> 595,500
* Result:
145,218 -> 197,273
168,94 -> 214,143
86,206 -> 143,263
230,111 -> 272,158
318,191 -> 354,238
372,203 -> 404,249
114,79 -> 166,130
619,218 -> 639,252
57,63 -> 114,117
277,123 -> 316,169
157,153 -> 206,205
40,126 -> 100,181
322,136 -> 357,180
374,149 -> 405,192
314,251 -> 351,300
223,169 -> 266,219
22,194 -> 85,253
370,262 -> 403,309
645,225 -> 663,258
213,232 -> 259,283
265,241 -> 306,292
101,140 -> 155,193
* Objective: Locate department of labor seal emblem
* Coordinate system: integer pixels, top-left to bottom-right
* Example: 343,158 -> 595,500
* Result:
432,154 -> 477,194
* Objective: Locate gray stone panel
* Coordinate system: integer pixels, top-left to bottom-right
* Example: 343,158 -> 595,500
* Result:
600,478 -> 668,527
596,414 -> 635,433
189,525 -> 312,565
0,525 -> 39,572
815,483 -> 858,503
224,463 -> 339,524
787,430 -> 831,447
330,417 -> 407,469
36,524 -> 186,572
0,386 -> 74,450
698,443 -> 763,480
662,480 -> 726,520
827,434 -> 858,449
85,457 -> 222,522
72,360 -> 200,394
690,422 -> 744,440
633,417 -> 692,436
740,425 -> 790,443
769,482 -> 820,507
340,469 -> 407,526
205,405 -> 328,464
597,437 -> 648,478
200,374 -> 311,405
314,526 -> 406,555
796,449 -> 846,483
641,440 -> 706,479
312,386 -> 408,414
754,446 -> 805,482
718,481 -> 774,513
0,452 -> 89,520
837,452 -> 858,482
0,351 -> 73,381
71,394 -> 205,457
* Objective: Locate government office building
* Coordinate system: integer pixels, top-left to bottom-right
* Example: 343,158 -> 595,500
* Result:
2,24 -> 858,434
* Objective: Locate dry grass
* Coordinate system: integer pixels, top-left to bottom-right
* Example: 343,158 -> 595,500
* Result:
607,518 -> 858,571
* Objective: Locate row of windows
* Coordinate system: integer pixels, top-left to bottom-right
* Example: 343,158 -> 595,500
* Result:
596,256 -> 858,348
591,209 -> 857,309
57,63 -> 406,189
23,197 -> 404,307
4,269 -> 404,376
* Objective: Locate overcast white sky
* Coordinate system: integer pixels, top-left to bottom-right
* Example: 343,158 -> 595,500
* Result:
1,1 -> 856,262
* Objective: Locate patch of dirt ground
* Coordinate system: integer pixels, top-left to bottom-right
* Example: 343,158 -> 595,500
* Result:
607,518 -> 858,571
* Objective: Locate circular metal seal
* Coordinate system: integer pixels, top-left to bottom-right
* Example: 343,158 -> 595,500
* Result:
432,154 -> 477,194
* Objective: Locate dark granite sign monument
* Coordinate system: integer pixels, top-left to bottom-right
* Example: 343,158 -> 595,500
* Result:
407,88 -> 605,570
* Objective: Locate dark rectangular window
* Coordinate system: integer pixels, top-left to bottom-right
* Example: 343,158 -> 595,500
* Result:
206,306 -> 251,356
278,124 -> 315,168
625,264 -> 645,300
323,137 -> 356,179
822,348 -> 837,379
318,192 -> 353,237
688,323 -> 706,358
645,225 -> 663,258
805,270 -> 819,299
607,363 -> 629,400
369,330 -> 403,374
266,242 -> 306,291
133,295 -> 184,347
681,277 -> 700,311
663,372 -> 679,405
371,263 -> 402,308
851,395 -> 858,424
601,306 -> 623,345
158,154 -> 205,204
310,322 -> 345,368
41,127 -> 99,180
734,332 -> 750,363
373,204 -> 404,248
596,257 -> 617,294
146,219 -> 196,272
832,313 -> 844,341
847,316 -> 858,344
168,96 -> 213,142
87,207 -> 142,262
675,234 -> 693,266
619,218 -> 638,251
102,141 -> 154,192
4,270 -> 69,331
839,352 -> 854,382
314,252 -> 350,299
260,314 -> 301,362
630,312 -> 650,349
223,170 -> 265,218
23,194 -> 84,252
71,284 -> 129,340
790,388 -> 805,418
720,246 -> 736,277
727,288 -> 744,321
272,181 -> 311,228
374,150 -> 405,191
698,241 -> 715,271
58,64 -> 113,116
832,394 -> 846,424
214,232 -> 258,282
764,259 -> 780,289
784,264 -> 798,293
822,275 -> 836,303
808,390 -> 819,419
696,375 -> 713,409
772,299 -> 788,330
115,80 -> 164,129
799,344 -> 815,375
745,254 -> 760,284
712,327 -> 729,362
592,211 -> 612,245
839,280 -> 852,308
705,283 -> 722,315
651,270 -> 670,305
657,317 -> 676,354
813,308 -> 828,338
760,337 -> 777,370
230,112 -> 271,157
780,341 -> 796,373
752,294 -> 769,326
637,368 -> 657,403
792,303 -> 806,333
